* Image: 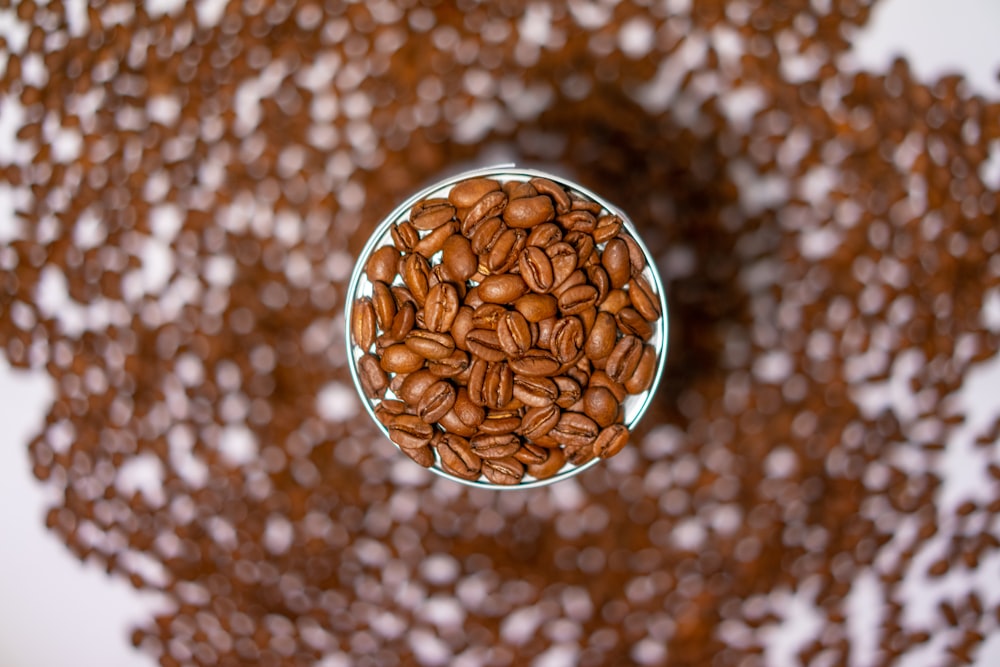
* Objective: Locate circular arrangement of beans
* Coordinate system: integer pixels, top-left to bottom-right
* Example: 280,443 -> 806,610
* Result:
349,172 -> 665,485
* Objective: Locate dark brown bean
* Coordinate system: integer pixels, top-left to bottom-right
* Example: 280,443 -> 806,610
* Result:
526,222 -> 563,248
449,177 -> 501,208
606,335 -> 643,383
358,353 -> 388,399
565,439 -> 597,466
556,209 -> 596,234
504,195 -> 555,228
451,306 -> 475,351
413,220 -> 457,258
400,444 -> 435,467
479,274 -> 529,303
482,361 -> 514,409
410,198 -> 455,230
365,245 -> 400,284
398,369 -> 437,405
436,433 -> 481,480
441,234 -> 478,281
628,275 -> 661,322
519,246 -> 555,293
388,414 -> 434,449
462,190 -> 507,237
428,349 -> 470,378
486,228 -> 526,274
550,412 -> 599,448
616,307 -> 653,340
564,231 -> 595,267
593,214 -> 623,243
508,348 -> 561,377
352,297 -> 377,351
469,216 -> 505,255
590,370 -> 627,403
380,344 -> 426,374
387,301 -> 416,343
372,281 -> 396,331
569,190 -> 603,214
583,386 -> 619,428
465,329 -> 506,363
593,424 -> 629,459
453,388 -> 485,427
482,456 -> 524,485
515,293 -> 558,322
402,254 -> 431,305
553,375 -> 582,408
603,238 -> 631,288
551,316 -> 585,364
479,412 -> 522,435
527,447 -> 565,479
585,311 -> 617,360
520,404 -> 561,441
497,311 -> 531,358
586,264 -> 611,305
505,180 -> 538,200
529,177 -> 571,214
621,233 -> 647,275
424,282 -> 460,333
514,442 -> 549,466
599,289 -> 630,314
404,330 -> 455,360
391,221 -> 420,252
466,358 -> 488,406
417,380 -> 457,423
624,344 -> 657,394
558,284 -> 599,315
374,398 -> 407,426
512,374 -> 558,407
470,433 -> 520,459
546,242 -> 578,289
439,409 -> 476,438
471,304 -> 507,330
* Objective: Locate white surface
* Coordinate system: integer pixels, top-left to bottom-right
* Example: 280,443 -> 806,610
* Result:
0,1 -> 999,665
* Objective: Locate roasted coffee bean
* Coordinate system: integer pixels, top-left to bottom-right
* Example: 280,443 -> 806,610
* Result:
558,284 -> 599,315
616,307 -> 653,341
462,190 -> 507,237
413,220 -> 457,258
398,369 -> 437,405
606,335 -> 643,383
553,375 -> 582,408
512,374 -> 558,407
410,197 -> 455,230
621,233 -> 647,275
391,285 -> 417,310
380,344 -> 426,374
351,297 -> 377,351
383,302 -> 414,343
569,356 -> 592,388
505,180 -> 538,200
585,265 -> 611,305
471,303 -> 507,330
439,409 -> 477,438
593,424 -> 629,459
417,380 -> 456,423
482,456 -> 524,485
482,361 -> 514,409
497,311 -> 531,358
388,414 -> 434,449
479,274 -> 529,303
514,441 -> 549,466
565,439 -> 597,466
424,282 -> 460,333
486,228 -> 526,274
428,349 -> 470,378
466,358 -> 488,406
436,433 -> 481,480
536,317 -> 556,349
449,177 -> 501,208
452,388 -> 485,427
520,404 -> 561,441
358,353 -> 389,399
557,209 -> 596,234
552,269 -> 586,298
519,246 -> 555,293
564,231 -> 595,267
551,316 -> 585,364
504,195 -> 554,228
625,344 -> 657,394
628,275 -> 661,322
527,447 -> 566,479
526,222 -> 563,248
593,214 -> 623,244
365,245 -> 400,284
546,242 -> 578,289
451,306 -> 475,350
470,433 -> 520,459
569,189 -> 603,214
465,329 -> 507,363
391,220 -> 420,252
402,254 -> 430,305
529,177 -> 571,214
590,370 -> 628,402
550,412 -> 599,448
585,311 -> 617,360
469,216 -> 505,255
374,398 -> 407,426
599,289 -> 631,314
515,293 -> 558,322
583,386 -> 619,428
479,412 -> 522,435
441,234 -> 478,281
404,330 -> 455,360
509,349 -> 561,377
602,238 -> 631,288
400,444 -> 435,468
371,281 -> 396,330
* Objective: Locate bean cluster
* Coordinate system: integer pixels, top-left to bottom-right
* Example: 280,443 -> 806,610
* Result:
352,176 -> 661,484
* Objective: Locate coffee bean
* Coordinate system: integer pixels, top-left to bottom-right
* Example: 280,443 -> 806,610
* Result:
590,370 -> 628,403
438,409 -> 477,438
435,433 -> 481,480
479,274 -> 529,303
469,216 -> 505,255
417,380 -> 456,423
465,329 -> 507,363
466,358 -> 489,407
470,433 -> 520,459
585,265 -> 611,305
371,281 -> 397,330
441,234 -> 478,281
551,316 -> 585,364
520,404 -> 560,441
462,190 -> 507,237
486,228 -> 526,274
546,242 -> 578,289
391,221 -> 420,252
404,330 -> 455,360
479,412 -> 522,435
585,311 -> 617,360
453,388 -> 485,427
563,231 -> 595,267
482,456 -> 524,485
388,301 -> 417,343
428,349 -> 470,378
380,344 -> 426,374
593,424 -> 629,459
508,348 -> 561,377
449,177 -> 501,208
413,220 -> 457,258
606,335 -> 643,383
526,222 -> 563,248
550,412 -> 599,448
557,284 -> 599,315
583,386 -> 619,428
624,344 -> 657,394
402,254 -> 431,305
398,369 -> 438,405
365,245 -> 400,284
388,414 -> 434,449
503,195 -> 554,228
482,361 -> 514,409
528,177 -> 571,214
527,447 -> 566,479
512,374 -> 558,407
515,293 -> 558,322
514,441 -> 549,466
616,307 -> 653,341
497,311 -> 531,358
602,238 -> 631,288
620,233 -> 647,275
599,289 -> 631,314
400,444 -> 435,468
374,398 -> 407,426
505,180 -> 538,200
351,297 -> 377,351
410,197 -> 455,230
565,438 -> 597,466
519,246 -> 555,293
628,275 -> 661,322
593,214 -> 623,244
557,209 -> 596,234
358,353 -> 389,399
424,283 -> 460,333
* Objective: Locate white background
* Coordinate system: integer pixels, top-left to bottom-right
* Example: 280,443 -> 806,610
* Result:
2,1 -> 1000,665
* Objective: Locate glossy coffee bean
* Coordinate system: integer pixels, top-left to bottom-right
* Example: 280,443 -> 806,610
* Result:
503,195 -> 554,228
424,282 -> 460,332
388,414 -> 434,449
442,234 -> 478,281
410,197 -> 455,230
358,353 -> 388,399
583,386 -> 619,428
351,297 -> 377,351
497,311 -> 531,358
417,380 -> 456,423
515,294 -> 558,322
519,246 -> 555,293
602,238 -> 631,288
482,456 -> 524,484
436,433 -> 481,480
470,433 -> 520,459
449,177 -> 501,208
479,274 -> 529,303
528,177 -> 571,214
365,245 -> 399,284
593,424 -> 629,459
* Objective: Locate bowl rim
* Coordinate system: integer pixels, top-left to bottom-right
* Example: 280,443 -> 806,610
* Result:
344,164 -> 669,490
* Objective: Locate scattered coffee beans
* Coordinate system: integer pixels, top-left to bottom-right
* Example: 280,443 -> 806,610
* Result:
352,176 -> 661,483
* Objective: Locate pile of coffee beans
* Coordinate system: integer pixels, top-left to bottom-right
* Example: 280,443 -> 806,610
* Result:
351,176 -> 661,483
